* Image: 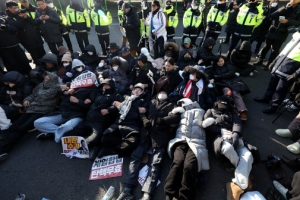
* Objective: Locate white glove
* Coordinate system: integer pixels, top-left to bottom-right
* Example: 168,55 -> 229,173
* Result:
170,107 -> 185,115
141,47 -> 150,56
202,117 -> 215,128
208,83 -> 214,88
66,72 -> 73,78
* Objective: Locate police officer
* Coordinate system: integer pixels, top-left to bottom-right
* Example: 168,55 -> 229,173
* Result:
202,0 -> 228,46
138,0 -> 150,48
183,0 -> 202,45
253,0 -> 300,70
66,0 -> 91,52
87,0 -> 94,11
18,0 -> 36,19
226,0 -> 263,59
117,0 -> 127,47
46,0 -> 73,53
254,30 -> 300,113
164,0 -> 178,40
91,0 -> 112,55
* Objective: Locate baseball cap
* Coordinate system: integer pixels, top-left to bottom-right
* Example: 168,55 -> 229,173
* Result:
183,37 -> 191,44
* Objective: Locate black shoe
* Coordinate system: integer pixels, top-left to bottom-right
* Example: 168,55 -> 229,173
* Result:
262,106 -> 278,114
116,189 -> 135,200
36,132 -> 53,140
0,153 -> 8,163
254,97 -> 270,104
253,58 -> 263,66
89,146 -> 99,161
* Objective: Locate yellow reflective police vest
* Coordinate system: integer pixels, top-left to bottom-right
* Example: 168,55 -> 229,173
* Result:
18,2 -> 35,19
53,7 -> 67,26
207,5 -> 229,26
118,9 -> 124,23
183,8 -> 202,28
66,6 -> 91,28
236,2 -> 263,29
164,6 -> 178,28
91,9 -> 112,26
87,0 -> 94,10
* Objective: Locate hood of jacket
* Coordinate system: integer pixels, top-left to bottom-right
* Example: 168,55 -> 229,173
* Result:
72,59 -> 85,69
38,53 -> 58,65
239,41 -> 251,51
2,71 -> 25,86
126,6 -> 137,16
203,37 -> 216,49
83,44 -> 97,53
164,41 -> 179,52
43,71 -> 59,88
99,78 -> 116,92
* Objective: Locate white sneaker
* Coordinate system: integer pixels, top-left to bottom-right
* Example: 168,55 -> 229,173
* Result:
287,104 -> 298,112
287,142 -> 300,154
273,181 -> 288,199
275,129 -> 293,138
282,99 -> 291,104
249,72 -> 253,76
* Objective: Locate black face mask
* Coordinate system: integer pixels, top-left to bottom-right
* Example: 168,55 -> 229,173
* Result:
103,88 -> 113,94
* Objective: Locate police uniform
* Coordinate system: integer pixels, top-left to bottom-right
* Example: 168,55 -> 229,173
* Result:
87,0 -> 94,10
183,3 -> 202,45
226,1 -> 263,57
117,0 -> 127,47
164,4 -> 178,40
138,5 -> 150,48
255,31 -> 300,113
202,2 -> 229,46
66,3 -> 91,51
18,2 -> 36,19
91,5 -> 112,55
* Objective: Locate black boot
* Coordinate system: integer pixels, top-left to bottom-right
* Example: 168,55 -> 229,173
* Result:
254,97 -> 270,104
262,106 -> 278,114
253,58 -> 263,66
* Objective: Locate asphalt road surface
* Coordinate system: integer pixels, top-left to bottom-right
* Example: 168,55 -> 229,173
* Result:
0,2 -> 299,200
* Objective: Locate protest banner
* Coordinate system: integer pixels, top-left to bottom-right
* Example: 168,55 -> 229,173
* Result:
61,136 -> 89,159
70,71 -> 98,89
89,155 -> 123,181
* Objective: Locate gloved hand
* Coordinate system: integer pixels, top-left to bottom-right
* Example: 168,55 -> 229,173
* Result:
232,132 -> 239,149
286,72 -> 298,82
70,29 -> 75,34
66,72 -> 73,78
156,117 -> 165,125
202,117 -> 215,128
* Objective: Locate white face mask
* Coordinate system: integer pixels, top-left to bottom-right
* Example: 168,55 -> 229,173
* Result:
98,62 -> 104,67
189,74 -> 195,80
191,5 -> 198,9
48,3 -> 54,8
158,93 -> 167,100
164,56 -> 169,60
113,66 -> 118,71
217,1 -> 225,4
87,51 -> 94,56
63,63 -> 69,67
271,2 -> 278,7
76,67 -> 83,72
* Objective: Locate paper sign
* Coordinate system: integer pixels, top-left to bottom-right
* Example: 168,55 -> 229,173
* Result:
70,71 -> 96,89
138,165 -> 160,186
89,155 -> 123,181
61,136 -> 89,159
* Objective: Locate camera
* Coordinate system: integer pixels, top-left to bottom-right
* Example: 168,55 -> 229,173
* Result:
287,25 -> 300,33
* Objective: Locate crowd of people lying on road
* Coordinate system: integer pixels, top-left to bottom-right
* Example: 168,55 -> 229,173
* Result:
1,0 -> 300,199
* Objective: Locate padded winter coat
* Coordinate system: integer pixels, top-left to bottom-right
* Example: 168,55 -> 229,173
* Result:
78,44 -> 101,71
123,6 -> 140,49
230,41 -> 251,67
168,102 -> 209,172
197,37 -> 217,67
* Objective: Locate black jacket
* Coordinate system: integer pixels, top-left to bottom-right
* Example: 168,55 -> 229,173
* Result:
230,41 -> 251,67
0,71 -> 32,105
266,4 -> 300,42
123,6 -> 140,48
0,17 -> 19,47
160,68 -> 183,95
197,37 -> 217,66
128,62 -> 158,89
225,0 -> 246,34
35,6 -> 63,43
86,79 -> 123,122
78,44 -> 101,71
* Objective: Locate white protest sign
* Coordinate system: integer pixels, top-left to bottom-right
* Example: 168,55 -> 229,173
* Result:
61,136 -> 89,159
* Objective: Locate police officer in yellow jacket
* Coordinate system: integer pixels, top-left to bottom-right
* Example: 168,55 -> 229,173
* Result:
46,0 -> 73,53
87,0 -> 94,11
18,0 -> 36,19
183,0 -> 202,45
91,0 -> 112,55
226,0 -> 263,58
201,0 -> 228,46
138,0 -> 150,48
66,0 -> 91,52
117,0 -> 127,47
165,0 -> 178,40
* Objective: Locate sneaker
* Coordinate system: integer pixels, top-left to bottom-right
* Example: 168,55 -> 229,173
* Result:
273,181 -> 288,199
282,99 -> 292,105
36,132 -> 53,140
239,110 -> 248,121
0,153 -> 8,163
286,104 -> 298,112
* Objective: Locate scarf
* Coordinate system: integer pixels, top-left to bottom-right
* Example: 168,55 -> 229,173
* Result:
183,79 -> 204,98
119,95 -> 139,120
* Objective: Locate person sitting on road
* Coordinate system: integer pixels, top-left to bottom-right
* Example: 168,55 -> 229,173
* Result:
57,53 -> 73,83
197,37 -> 218,69
67,59 -> 93,82
159,40 -> 179,63
78,44 -> 101,71
178,37 -> 197,70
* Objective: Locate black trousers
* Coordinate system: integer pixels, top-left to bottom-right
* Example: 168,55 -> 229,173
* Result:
64,120 -> 109,147
0,45 -> 32,74
25,45 -> 46,64
97,34 -> 110,55
62,33 -> 73,52
153,35 -> 165,59
75,32 -> 89,52
228,34 -> 250,53
258,38 -> 284,65
164,143 -> 198,200
47,42 -> 63,55
0,104 -> 20,122
263,73 -> 294,106
11,113 -> 44,133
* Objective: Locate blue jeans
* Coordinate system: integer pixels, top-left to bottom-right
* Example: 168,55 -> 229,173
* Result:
34,114 -> 82,143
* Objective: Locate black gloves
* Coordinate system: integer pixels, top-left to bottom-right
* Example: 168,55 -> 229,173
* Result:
232,132 -> 239,149
286,72 -> 298,82
156,117 -> 165,125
